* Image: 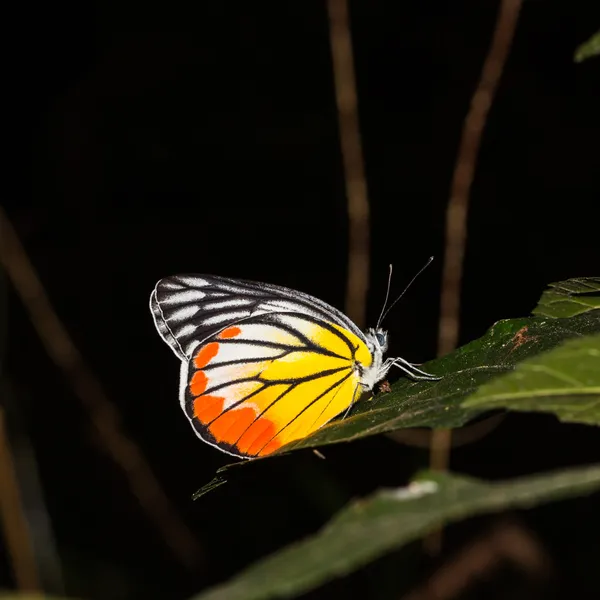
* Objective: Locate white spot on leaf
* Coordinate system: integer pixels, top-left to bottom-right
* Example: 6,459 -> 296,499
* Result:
385,480 -> 438,501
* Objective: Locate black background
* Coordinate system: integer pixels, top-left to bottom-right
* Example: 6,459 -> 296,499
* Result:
3,1 -> 600,598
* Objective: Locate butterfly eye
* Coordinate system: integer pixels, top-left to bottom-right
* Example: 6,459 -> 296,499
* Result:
375,332 -> 387,347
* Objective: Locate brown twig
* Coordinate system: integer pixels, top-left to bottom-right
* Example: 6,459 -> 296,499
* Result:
327,0 -> 370,328
438,0 -> 524,356
428,0 -> 523,553
386,414 -> 506,449
0,206 -> 203,571
0,407 -> 41,591
404,520 -> 550,600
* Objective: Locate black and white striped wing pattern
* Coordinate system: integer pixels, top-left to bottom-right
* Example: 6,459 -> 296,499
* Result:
150,274 -> 366,361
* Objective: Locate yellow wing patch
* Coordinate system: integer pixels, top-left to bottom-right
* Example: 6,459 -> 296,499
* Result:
184,316 -> 371,458
259,351 -> 348,380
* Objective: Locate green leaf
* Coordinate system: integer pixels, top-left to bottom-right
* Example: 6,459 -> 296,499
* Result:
194,309 -> 600,498
192,279 -> 600,498
575,29 -> 600,62
532,277 -> 600,318
280,310 -> 600,454
462,332 -> 600,424
192,465 -> 600,600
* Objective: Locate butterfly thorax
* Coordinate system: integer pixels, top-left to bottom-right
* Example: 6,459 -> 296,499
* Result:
358,327 -> 390,391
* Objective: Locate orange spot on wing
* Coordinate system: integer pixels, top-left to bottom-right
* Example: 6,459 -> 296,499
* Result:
194,342 -> 219,369
257,437 -> 282,457
219,326 -> 241,339
209,407 -> 256,445
247,422 -> 280,456
236,419 -> 275,454
190,370 -> 208,396
193,395 -> 224,424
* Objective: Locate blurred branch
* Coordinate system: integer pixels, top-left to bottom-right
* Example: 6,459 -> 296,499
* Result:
0,206 -> 203,571
386,413 -> 505,449
327,0 -> 370,328
7,384 -> 67,593
0,407 -> 40,591
403,520 -> 549,600
438,0 -> 524,358
429,0 -> 523,552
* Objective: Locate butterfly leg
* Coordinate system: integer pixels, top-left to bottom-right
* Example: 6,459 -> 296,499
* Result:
389,357 -> 442,381
339,383 -> 366,420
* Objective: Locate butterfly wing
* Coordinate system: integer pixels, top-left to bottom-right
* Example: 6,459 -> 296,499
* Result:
150,274 -> 367,360
150,274 -> 373,458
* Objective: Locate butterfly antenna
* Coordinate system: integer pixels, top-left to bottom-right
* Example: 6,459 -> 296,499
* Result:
378,256 -> 434,327
375,264 -> 394,330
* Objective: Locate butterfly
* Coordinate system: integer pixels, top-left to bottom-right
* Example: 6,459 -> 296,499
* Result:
150,272 -> 439,459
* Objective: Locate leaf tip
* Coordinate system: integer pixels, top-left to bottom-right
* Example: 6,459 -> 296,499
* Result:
192,475 -> 228,500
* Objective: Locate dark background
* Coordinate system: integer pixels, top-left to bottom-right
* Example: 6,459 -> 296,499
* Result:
3,1 -> 600,598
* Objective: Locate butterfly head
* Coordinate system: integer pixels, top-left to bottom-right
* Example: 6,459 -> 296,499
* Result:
366,327 -> 389,354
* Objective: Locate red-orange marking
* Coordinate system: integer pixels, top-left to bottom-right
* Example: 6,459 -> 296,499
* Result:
219,326 -> 241,339
247,422 -> 280,456
209,407 -> 256,444
194,395 -> 224,424
194,342 -> 219,369
190,370 -> 208,396
258,437 -> 282,457
236,419 -> 275,454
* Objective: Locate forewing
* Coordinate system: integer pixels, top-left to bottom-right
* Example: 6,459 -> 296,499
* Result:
150,274 -> 366,361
